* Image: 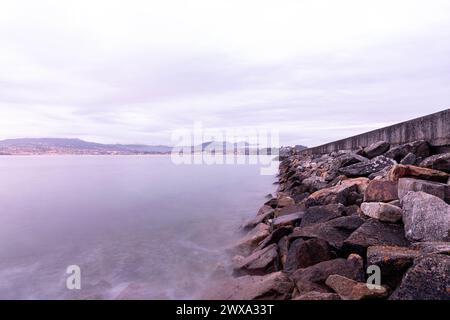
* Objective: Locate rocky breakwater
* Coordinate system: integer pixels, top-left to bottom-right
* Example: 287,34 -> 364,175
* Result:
207,140 -> 450,300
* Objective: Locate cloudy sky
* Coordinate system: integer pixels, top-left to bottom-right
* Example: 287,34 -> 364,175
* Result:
1,0 -> 449,147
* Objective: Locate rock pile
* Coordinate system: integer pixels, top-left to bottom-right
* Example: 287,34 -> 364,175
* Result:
221,140 -> 450,300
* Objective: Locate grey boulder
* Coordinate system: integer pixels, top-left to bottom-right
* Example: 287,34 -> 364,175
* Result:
390,254 -> 450,300
360,202 -> 403,223
398,177 -> 450,203
363,141 -> 390,159
203,271 -> 294,300
401,191 -> 450,242
338,156 -> 396,177
420,153 -> 450,173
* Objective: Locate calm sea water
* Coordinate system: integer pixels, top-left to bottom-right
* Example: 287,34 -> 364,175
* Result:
0,155 -> 275,299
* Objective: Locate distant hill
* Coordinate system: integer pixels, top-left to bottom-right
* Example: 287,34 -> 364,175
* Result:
0,138 -> 173,155
0,138 -> 294,155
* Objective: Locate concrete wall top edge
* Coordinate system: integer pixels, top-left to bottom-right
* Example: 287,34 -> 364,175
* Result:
299,108 -> 450,156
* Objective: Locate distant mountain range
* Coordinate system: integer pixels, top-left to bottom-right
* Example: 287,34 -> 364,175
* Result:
0,138 -> 173,155
0,138 -> 300,155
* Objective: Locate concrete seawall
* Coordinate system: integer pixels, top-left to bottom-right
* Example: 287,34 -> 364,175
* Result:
300,108 -> 450,156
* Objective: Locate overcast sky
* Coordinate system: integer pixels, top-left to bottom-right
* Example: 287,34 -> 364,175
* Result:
1,0 -> 449,146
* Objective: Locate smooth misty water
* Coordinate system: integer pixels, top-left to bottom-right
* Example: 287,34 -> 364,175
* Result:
0,156 -> 275,299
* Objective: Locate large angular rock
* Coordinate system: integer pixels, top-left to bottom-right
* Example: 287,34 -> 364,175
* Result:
367,165 -> 393,180
367,245 -> 419,289
325,275 -> 388,300
385,140 -> 430,162
364,141 -> 390,159
305,183 -> 357,206
276,203 -> 305,217
338,177 -> 370,193
300,204 -> 345,227
291,216 -> 365,251
364,179 -> 398,202
360,202 -> 403,223
410,241 -> 450,255
284,238 -> 336,272
272,212 -> 303,229
233,223 -> 270,255
233,244 -> 279,276
241,209 -> 274,230
257,205 -> 274,216
301,175 -> 327,192
344,204 -> 363,216
291,257 -> 364,294
293,291 -> 341,300
334,153 -> 369,168
277,196 -> 295,208
342,219 -> 410,256
399,152 -> 417,165
390,254 -> 450,300
398,177 -> 450,203
264,198 -> 278,208
401,191 -> 450,242
278,236 -> 290,268
203,271 -> 294,300
420,153 -> 450,173
388,164 -> 449,183
257,226 -> 293,250
338,156 -> 396,177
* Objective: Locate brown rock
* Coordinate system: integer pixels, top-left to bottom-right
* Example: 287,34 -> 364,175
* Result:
277,196 -> 295,208
367,245 -> 419,289
398,177 -> 450,203
293,291 -> 341,300
338,177 -> 370,193
234,223 -> 270,255
305,183 -> 357,207
257,205 -> 274,216
344,204 -> 363,216
342,219 -> 410,256
385,140 -> 430,162
410,241 -> 450,255
278,236 -> 290,268
284,238 -> 336,272
272,212 -> 303,229
364,179 -> 398,202
364,141 -> 390,159
264,198 -> 278,208
360,202 -> 403,223
292,257 -> 364,294
420,153 -> 450,173
325,275 -> 388,300
233,244 -> 279,276
300,204 -> 345,227
203,271 -> 294,300
241,209 -> 274,230
257,226 -> 293,250
291,216 -> 365,251
390,254 -> 450,300
275,203 -> 305,217
388,164 -> 449,183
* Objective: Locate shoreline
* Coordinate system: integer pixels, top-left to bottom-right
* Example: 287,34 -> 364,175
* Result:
207,139 -> 450,300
